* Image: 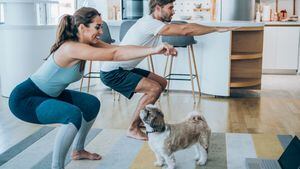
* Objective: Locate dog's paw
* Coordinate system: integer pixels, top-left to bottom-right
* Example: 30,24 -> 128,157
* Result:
196,159 -> 207,166
154,161 -> 164,167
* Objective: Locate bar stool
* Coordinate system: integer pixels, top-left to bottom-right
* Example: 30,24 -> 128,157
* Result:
79,21 -> 115,92
162,21 -> 201,102
120,20 -> 156,73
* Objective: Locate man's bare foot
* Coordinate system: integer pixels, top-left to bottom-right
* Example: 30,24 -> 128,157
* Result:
127,128 -> 148,141
72,150 -> 102,160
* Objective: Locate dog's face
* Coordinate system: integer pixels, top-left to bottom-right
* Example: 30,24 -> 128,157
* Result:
140,104 -> 166,132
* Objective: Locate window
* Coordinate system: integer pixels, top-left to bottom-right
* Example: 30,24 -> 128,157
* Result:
36,0 -> 76,25
58,0 -> 76,16
0,4 -> 4,23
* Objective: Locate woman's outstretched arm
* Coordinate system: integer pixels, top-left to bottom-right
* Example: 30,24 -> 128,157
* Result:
65,41 -> 177,61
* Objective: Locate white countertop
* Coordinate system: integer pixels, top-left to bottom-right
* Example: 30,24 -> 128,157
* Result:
186,20 -> 264,27
264,21 -> 300,26
0,0 -> 58,3
0,24 -> 57,30
106,20 -> 264,27
106,19 -> 300,27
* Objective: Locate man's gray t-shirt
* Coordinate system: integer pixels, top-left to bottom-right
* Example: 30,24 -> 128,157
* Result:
100,15 -> 166,72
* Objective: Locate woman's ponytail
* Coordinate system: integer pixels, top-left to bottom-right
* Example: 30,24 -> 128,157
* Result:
46,14 -> 78,59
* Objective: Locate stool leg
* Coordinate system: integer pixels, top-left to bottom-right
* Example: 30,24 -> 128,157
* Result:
188,45 -> 196,103
167,56 -> 174,94
113,90 -> 121,102
163,56 -> 169,78
190,45 -> 201,97
149,55 -> 155,73
79,61 -> 86,92
118,92 -> 121,101
162,56 -> 169,95
87,61 -> 92,93
113,89 -> 116,101
147,57 -> 151,71
79,74 -> 84,92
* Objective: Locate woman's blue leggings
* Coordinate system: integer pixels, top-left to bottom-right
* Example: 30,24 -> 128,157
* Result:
9,78 -> 100,130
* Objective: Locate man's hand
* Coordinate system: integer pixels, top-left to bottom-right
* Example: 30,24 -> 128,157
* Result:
153,43 -> 177,57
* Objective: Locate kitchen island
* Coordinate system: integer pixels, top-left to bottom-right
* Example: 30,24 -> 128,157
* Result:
106,20 -> 265,97
184,21 -> 264,96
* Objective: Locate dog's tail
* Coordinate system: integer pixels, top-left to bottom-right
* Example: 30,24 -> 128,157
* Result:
186,111 -> 207,123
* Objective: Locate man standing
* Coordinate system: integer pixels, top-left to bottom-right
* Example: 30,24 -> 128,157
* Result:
100,0 -> 234,140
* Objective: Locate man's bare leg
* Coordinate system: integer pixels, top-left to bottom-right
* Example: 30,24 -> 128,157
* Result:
127,78 -> 162,140
147,73 -> 167,91
138,72 -> 167,125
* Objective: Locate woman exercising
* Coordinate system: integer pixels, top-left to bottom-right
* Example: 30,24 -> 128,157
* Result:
8,7 -> 176,169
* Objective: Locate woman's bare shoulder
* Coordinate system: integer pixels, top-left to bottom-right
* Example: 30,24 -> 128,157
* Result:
53,41 -> 83,66
61,41 -> 82,50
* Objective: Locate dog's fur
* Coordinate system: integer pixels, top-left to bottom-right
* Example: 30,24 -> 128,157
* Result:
140,104 -> 211,169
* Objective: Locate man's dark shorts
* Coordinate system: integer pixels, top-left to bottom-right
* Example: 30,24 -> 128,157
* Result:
100,67 -> 150,99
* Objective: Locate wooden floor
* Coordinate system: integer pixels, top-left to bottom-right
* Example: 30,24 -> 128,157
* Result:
0,75 -> 300,154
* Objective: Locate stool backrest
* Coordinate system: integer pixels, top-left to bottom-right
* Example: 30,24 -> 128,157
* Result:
119,20 -> 137,42
99,21 -> 115,44
162,21 -> 196,47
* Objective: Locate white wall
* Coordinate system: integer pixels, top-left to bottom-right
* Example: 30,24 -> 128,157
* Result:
0,25 -> 56,97
0,4 -> 4,22
77,0 -> 109,20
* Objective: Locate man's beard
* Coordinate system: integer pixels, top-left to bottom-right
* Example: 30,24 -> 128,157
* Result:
161,12 -> 172,22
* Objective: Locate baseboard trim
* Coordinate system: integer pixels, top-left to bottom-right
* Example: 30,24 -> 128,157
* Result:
262,69 -> 297,75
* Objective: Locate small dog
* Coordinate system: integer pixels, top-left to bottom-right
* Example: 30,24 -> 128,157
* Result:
140,104 -> 211,169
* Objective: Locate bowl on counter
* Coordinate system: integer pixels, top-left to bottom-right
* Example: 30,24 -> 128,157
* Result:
194,3 -> 202,8
193,15 -> 204,20
179,15 -> 192,20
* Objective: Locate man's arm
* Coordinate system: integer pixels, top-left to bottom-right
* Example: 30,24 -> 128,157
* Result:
158,23 -> 236,36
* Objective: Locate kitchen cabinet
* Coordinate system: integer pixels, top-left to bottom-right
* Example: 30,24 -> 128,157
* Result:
263,26 -> 300,74
178,25 -> 264,96
230,27 -> 264,89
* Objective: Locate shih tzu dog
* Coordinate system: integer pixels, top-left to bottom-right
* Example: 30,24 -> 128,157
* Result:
140,104 -> 211,169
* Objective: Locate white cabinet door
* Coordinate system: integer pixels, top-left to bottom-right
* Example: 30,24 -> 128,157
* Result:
263,27 -> 277,69
276,27 -> 300,69
263,26 -> 300,70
